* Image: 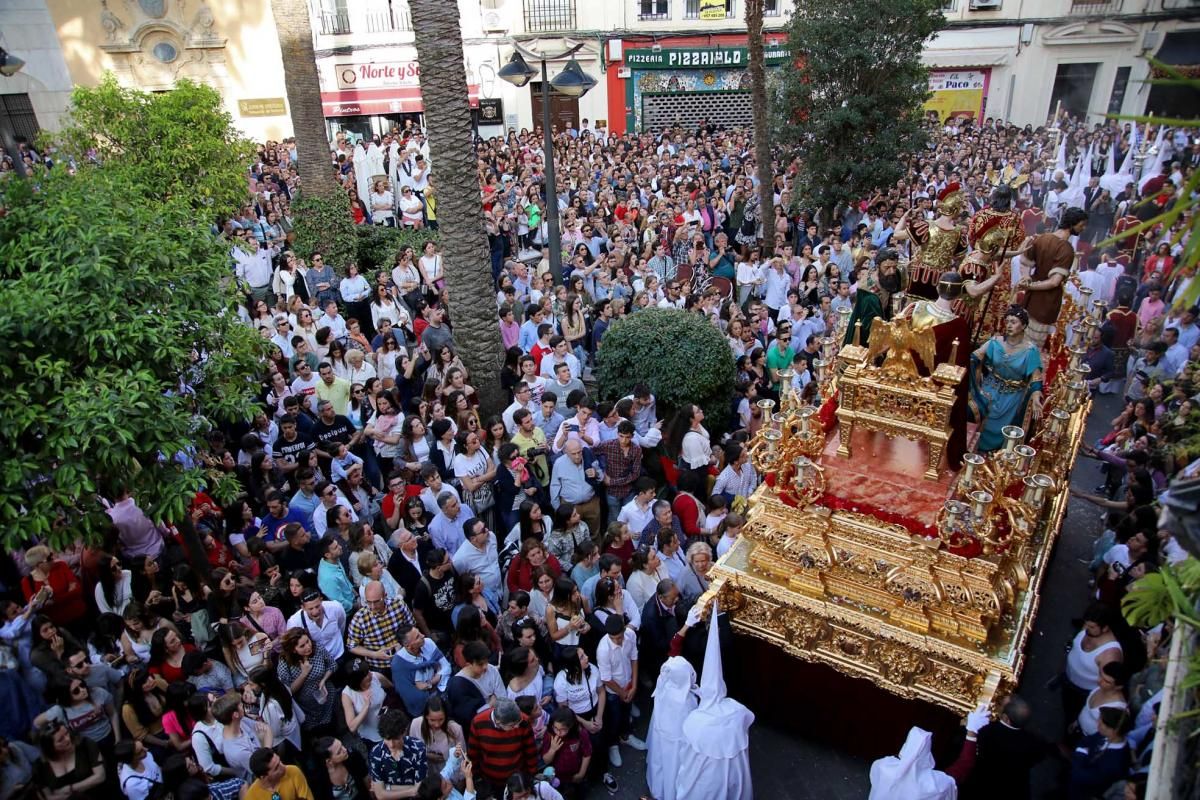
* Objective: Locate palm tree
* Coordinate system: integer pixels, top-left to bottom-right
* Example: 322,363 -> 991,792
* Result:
270,0 -> 340,199
745,0 -> 776,256
409,0 -> 505,414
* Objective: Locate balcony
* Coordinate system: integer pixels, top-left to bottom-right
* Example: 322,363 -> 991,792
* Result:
1068,0 -> 1123,13
316,6 -> 413,35
522,0 -> 577,32
638,0 -> 672,20
683,0 -> 735,19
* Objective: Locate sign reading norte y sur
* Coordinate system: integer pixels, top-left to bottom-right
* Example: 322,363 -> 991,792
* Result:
625,44 -> 792,70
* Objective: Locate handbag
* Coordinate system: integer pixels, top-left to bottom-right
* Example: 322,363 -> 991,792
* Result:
463,481 -> 495,513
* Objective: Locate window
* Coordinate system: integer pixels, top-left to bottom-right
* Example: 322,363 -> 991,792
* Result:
684,0 -> 734,19
523,0 -> 576,32
0,93 -> 40,150
942,0 -> 958,9
639,0 -> 670,19
316,0 -> 350,34
764,0 -> 780,14
1107,66 -> 1131,115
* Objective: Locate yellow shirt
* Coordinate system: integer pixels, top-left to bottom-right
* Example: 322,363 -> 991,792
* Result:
315,376 -> 352,415
246,766 -> 313,800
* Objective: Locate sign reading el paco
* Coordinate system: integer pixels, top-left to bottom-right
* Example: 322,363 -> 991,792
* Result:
238,98 -> 287,117
924,70 -> 988,123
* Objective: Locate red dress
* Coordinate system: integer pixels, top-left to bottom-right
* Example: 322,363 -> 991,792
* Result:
149,644 -> 198,683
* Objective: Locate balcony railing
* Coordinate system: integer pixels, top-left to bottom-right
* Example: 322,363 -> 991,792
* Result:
683,0 -> 734,19
638,0 -> 672,20
316,6 -> 413,35
1069,0 -> 1123,13
523,0 -> 577,32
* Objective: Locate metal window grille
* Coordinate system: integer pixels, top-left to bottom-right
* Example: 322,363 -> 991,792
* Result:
1069,0 -> 1123,13
764,0 -> 780,15
0,93 -> 39,147
523,0 -> 577,32
639,0 -> 671,19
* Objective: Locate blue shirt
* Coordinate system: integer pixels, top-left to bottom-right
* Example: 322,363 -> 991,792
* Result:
390,640 -> 452,715
518,319 -> 542,353
262,506 -> 309,540
429,507 -> 475,554
317,559 -> 356,614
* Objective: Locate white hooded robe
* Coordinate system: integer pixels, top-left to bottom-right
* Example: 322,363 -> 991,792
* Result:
675,602 -> 754,800
868,726 -> 957,800
646,656 -> 698,800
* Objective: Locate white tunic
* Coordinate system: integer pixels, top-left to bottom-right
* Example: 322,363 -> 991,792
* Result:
646,657 -> 698,800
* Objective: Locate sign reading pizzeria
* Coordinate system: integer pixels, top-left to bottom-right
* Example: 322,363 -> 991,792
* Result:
624,45 -> 791,70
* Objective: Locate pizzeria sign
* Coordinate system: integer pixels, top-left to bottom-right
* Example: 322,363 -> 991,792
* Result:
624,45 -> 791,70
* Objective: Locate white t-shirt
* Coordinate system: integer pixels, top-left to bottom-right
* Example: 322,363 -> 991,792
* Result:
119,752 -> 163,800
553,667 -> 601,715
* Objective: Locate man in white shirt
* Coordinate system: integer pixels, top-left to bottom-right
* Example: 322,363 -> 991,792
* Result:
316,300 -> 348,342
1094,254 -> 1125,305
597,615 -> 647,767
289,361 -> 321,413
502,383 -> 539,435
539,337 -> 582,380
453,519 -> 501,604
286,592 -> 347,660
233,237 -> 276,302
618,478 -> 658,538
270,317 -> 295,359
762,257 -> 791,320
1162,326 -> 1188,377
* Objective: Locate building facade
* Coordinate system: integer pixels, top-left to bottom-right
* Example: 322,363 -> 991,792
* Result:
4,0 -> 1196,147
925,0 -> 1200,127
23,0 -> 292,141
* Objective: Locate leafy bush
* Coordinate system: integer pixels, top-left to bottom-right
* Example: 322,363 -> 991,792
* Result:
355,225 -> 441,272
291,193 -> 358,272
595,309 -> 736,442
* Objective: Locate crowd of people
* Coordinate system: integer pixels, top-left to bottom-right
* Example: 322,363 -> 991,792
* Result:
1,99 -> 1198,800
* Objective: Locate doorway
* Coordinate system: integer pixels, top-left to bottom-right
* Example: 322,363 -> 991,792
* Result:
1048,63 -> 1099,121
530,82 -> 579,135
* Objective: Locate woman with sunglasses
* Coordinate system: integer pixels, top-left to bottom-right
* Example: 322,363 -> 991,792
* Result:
33,677 -> 118,753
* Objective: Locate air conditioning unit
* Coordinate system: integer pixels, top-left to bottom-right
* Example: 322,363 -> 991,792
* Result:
968,0 -> 1001,8
482,10 -> 507,32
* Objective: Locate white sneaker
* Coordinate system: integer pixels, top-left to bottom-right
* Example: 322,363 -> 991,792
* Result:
621,734 -> 648,751
608,744 -> 623,767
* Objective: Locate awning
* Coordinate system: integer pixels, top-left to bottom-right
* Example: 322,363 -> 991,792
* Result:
923,48 -> 1012,69
321,84 -> 481,117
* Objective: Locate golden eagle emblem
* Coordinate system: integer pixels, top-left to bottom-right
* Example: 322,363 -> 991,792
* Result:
865,316 -> 937,378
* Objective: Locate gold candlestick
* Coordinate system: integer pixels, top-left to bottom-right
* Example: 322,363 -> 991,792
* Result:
1001,426 -> 1025,451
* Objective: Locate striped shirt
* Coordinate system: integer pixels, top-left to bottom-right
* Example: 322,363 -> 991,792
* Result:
467,709 -> 537,785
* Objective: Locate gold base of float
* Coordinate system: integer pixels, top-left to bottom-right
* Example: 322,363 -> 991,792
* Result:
706,307 -> 1092,715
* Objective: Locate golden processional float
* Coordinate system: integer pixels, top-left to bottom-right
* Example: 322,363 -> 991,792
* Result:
698,288 -> 1104,714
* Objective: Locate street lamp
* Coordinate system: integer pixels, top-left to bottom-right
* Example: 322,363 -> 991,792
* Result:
499,44 -> 597,285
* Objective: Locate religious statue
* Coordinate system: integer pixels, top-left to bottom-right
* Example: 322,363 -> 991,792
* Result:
898,272 -> 972,468
969,306 -> 1044,452
893,183 -> 968,300
843,248 -> 902,346
960,184 -> 1029,344
1018,207 -> 1088,348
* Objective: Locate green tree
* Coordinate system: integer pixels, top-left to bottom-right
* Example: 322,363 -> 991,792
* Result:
0,91 -> 263,553
595,309 -> 736,441
778,0 -> 945,220
53,75 -> 256,214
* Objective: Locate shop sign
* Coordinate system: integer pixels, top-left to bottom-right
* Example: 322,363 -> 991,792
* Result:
335,60 -> 421,90
477,98 -> 503,123
924,69 -> 988,122
238,97 -> 287,117
698,0 -> 727,19
624,44 -> 791,70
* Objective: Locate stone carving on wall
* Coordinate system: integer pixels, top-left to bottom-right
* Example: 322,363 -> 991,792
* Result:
99,0 -> 228,92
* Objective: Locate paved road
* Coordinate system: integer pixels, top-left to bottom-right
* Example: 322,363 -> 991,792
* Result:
605,391 -> 1121,799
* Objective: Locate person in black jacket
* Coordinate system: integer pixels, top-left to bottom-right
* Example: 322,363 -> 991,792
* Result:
446,641 -> 505,732
958,695 -> 1058,800
638,579 -> 686,684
